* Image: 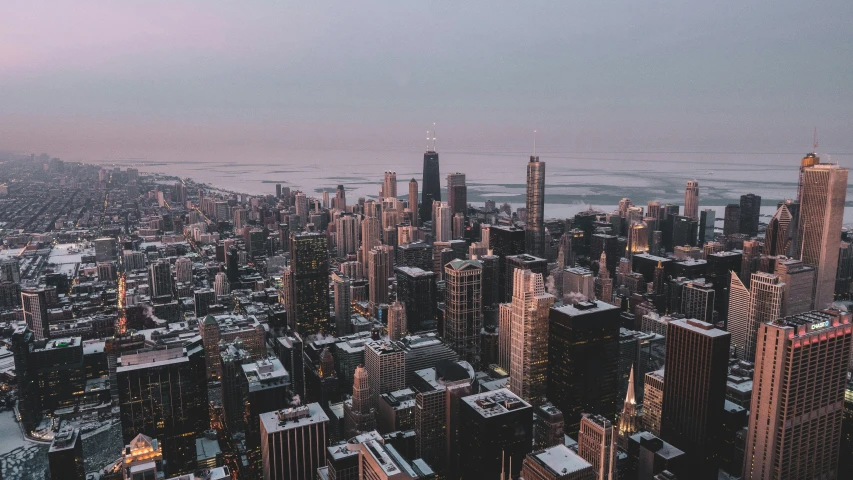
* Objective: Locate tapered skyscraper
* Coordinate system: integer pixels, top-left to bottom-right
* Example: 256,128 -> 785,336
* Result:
526,155 -> 546,257
684,180 -> 699,220
421,139 -> 441,222
798,163 -> 848,308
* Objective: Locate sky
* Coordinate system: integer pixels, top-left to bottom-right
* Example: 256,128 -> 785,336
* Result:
1,1 -> 852,163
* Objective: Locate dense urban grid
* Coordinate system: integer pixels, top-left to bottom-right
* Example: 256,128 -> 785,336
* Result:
0,145 -> 850,480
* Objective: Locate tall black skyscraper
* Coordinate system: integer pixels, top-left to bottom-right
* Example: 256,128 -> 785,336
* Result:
547,300 -> 621,435
739,193 -> 761,237
421,147 -> 441,223
289,232 -> 330,333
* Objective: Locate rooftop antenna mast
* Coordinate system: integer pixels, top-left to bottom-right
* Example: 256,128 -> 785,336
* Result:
813,127 -> 818,154
533,130 -> 537,156
432,123 -> 437,152
426,130 -> 430,152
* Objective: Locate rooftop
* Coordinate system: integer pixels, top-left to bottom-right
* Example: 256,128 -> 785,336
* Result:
462,388 -> 530,418
552,300 -> 619,317
532,444 -> 592,475
671,318 -> 730,338
259,403 -> 329,434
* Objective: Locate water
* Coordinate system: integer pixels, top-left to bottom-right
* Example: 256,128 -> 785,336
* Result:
89,149 -> 853,223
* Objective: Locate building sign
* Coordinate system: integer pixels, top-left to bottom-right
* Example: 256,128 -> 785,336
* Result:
810,321 -> 830,331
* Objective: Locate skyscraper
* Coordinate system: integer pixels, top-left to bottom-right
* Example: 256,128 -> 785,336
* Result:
344,365 -> 376,437
459,389 -> 533,480
364,341 -> 405,411
684,180 -> 699,220
395,266 -> 436,332
260,404 -> 329,480
660,319 -> 730,480
420,148 -> 441,222
526,155 -> 546,258
433,201 -> 452,242
408,178 -> 419,226
332,272 -> 352,336
289,232 -> 330,333
764,204 -> 792,257
117,345 -> 209,476
723,204 -> 740,236
447,172 -> 466,216
360,215 -> 381,269
368,247 -> 390,313
388,301 -> 407,341
743,310 -> 852,480
699,208 -> 715,244
148,260 -> 173,299
21,288 -> 49,340
335,184 -> 347,211
444,259 -> 483,367
334,212 -> 360,257
739,193 -> 762,237
744,272 -> 784,361
507,269 -> 555,406
548,300 -> 621,435
728,272 -> 751,360
798,163 -> 848,308
680,280 -> 715,324
383,171 -> 397,198
48,428 -> 85,480
578,414 -> 618,480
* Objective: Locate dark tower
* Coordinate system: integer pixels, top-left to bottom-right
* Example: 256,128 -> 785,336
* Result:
420,133 -> 441,223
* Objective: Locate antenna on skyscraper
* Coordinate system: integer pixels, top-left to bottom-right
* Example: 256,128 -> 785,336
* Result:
432,123 -> 437,151
426,130 -> 430,152
813,127 -> 818,153
533,130 -> 537,156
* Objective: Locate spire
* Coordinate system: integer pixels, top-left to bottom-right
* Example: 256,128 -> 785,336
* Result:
625,366 -> 637,407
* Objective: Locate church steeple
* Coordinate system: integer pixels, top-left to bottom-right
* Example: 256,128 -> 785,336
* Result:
617,365 -> 642,449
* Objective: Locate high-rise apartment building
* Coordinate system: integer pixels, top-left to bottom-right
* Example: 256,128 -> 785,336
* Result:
383,171 -> 397,198
684,180 -> 699,220
660,319 -> 730,480
420,149 -> 441,222
360,215 -> 381,268
743,310 -> 852,480
289,232 -> 329,333
680,279 -> 715,324
699,208 -> 716,244
526,155 -> 546,257
505,269 -> 555,406
334,212 -> 360,257
444,259 -> 483,367
433,202 -> 452,242
548,301 -> 621,435
798,163 -> 848,308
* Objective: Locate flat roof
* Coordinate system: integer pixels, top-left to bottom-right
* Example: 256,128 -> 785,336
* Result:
259,403 -> 329,434
533,444 -> 592,475
551,300 -> 619,317
461,388 -> 530,418
671,318 -> 730,338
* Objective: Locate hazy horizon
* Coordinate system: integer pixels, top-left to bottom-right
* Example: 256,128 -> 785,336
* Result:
1,1 -> 852,164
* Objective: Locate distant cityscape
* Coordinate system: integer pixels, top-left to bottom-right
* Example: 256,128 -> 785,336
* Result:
0,144 -> 850,480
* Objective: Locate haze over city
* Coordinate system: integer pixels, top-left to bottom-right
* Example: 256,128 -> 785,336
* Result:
2,1 -> 853,162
